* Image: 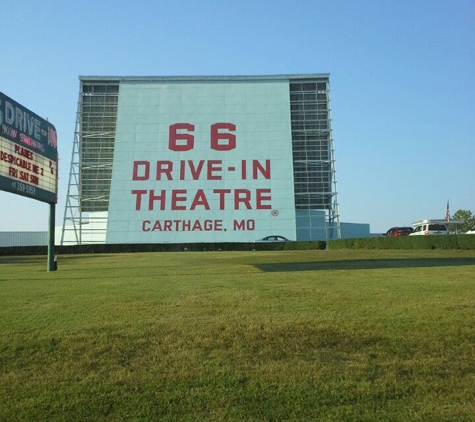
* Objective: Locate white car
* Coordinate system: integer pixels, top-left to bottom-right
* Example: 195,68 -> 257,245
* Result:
409,221 -> 449,236
466,225 -> 475,234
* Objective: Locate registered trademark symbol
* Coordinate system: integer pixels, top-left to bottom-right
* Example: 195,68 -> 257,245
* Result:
271,209 -> 279,217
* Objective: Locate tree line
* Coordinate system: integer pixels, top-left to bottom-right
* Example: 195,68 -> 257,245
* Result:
451,210 -> 475,233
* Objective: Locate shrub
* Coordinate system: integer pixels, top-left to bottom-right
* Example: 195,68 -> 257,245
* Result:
327,235 -> 475,250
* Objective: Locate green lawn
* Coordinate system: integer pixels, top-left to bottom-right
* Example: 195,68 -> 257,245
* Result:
1,249 -> 475,421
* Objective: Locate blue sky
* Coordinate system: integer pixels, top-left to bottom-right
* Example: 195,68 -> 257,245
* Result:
1,0 -> 474,234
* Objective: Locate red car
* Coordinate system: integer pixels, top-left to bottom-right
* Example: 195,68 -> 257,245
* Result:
384,227 -> 414,236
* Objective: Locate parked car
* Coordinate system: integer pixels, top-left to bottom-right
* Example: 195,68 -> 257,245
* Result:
466,225 -> 475,234
254,235 -> 291,242
384,227 -> 413,236
409,220 -> 449,236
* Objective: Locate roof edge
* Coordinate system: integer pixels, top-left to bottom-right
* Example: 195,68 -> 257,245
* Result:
78,74 -> 330,82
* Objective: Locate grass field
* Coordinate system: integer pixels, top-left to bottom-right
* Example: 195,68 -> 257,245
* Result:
1,249 -> 475,421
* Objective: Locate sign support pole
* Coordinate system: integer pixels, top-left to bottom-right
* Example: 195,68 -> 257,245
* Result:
48,203 -> 56,271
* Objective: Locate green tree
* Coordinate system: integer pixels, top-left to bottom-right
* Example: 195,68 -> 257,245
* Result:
451,209 -> 475,233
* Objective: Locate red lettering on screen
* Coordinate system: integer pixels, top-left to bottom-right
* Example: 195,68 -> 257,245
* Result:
171,190 -> 187,210
169,123 -> 195,151
167,123 -> 236,152
131,159 -> 270,181
234,189 -> 251,210
256,189 -> 271,209
214,189 -> 231,210
149,190 -> 166,210
131,190 -> 148,210
210,123 -> 236,151
133,161 -> 150,180
207,160 -> 222,180
190,189 -> 210,210
188,160 -> 205,180
127,121 -> 279,217
141,219 -> 224,232
253,160 -> 271,179
130,189 -> 271,211
156,161 -> 173,180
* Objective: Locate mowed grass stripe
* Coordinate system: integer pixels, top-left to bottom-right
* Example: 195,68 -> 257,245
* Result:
1,250 -> 474,421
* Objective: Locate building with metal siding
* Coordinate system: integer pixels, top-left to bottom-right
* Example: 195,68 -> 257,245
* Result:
0,231 -> 48,247
61,74 -> 342,245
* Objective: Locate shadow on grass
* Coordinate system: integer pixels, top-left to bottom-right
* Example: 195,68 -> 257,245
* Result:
0,256 -> 48,264
255,257 -> 475,272
0,254 -> 106,265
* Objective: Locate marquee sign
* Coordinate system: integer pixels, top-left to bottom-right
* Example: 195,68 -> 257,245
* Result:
0,92 -> 58,204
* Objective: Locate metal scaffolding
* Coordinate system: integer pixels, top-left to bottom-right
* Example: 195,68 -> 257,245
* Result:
61,80 -> 119,244
289,77 -> 341,239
